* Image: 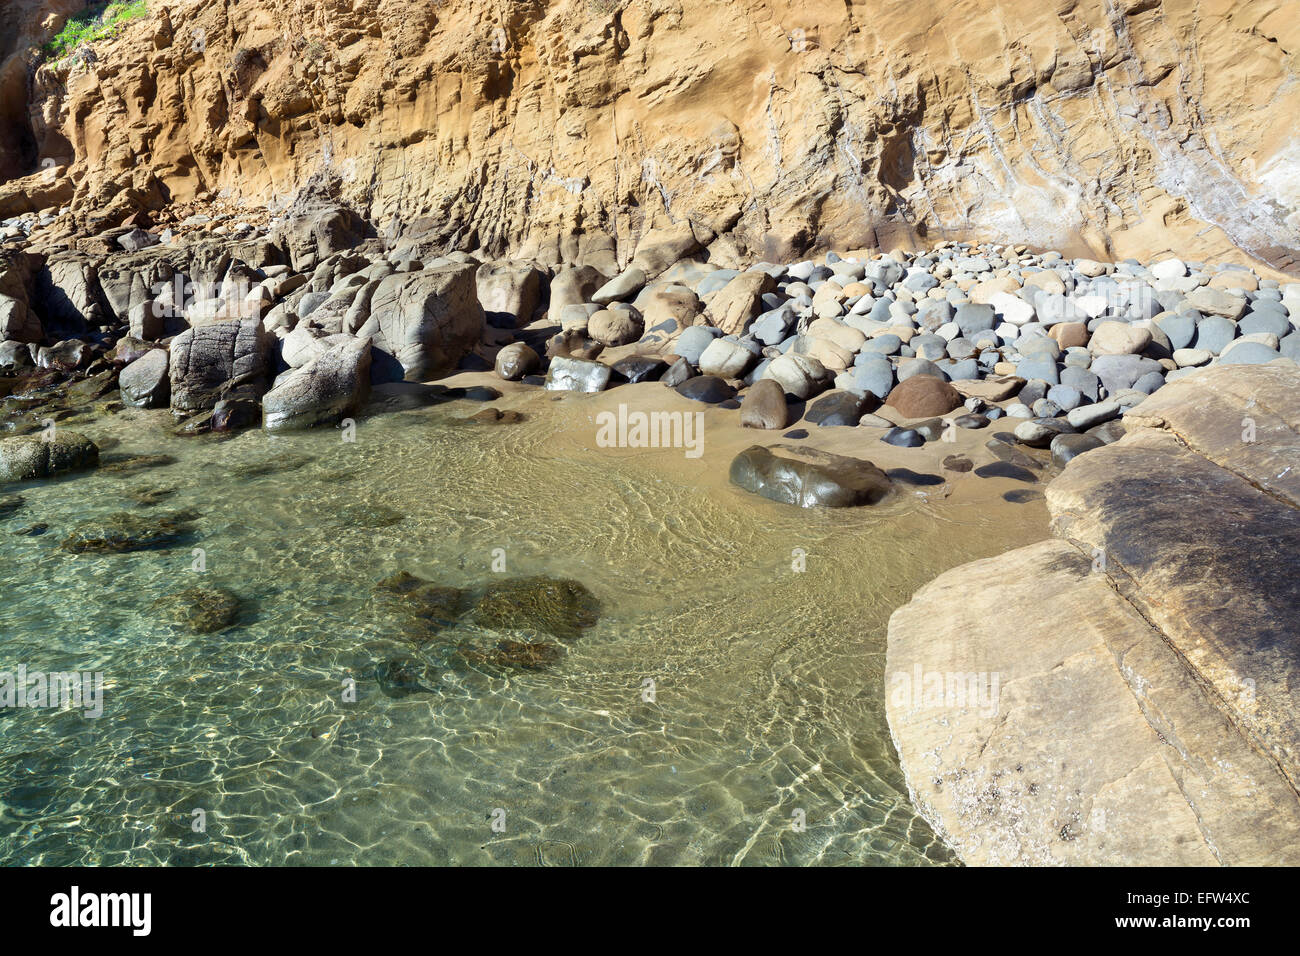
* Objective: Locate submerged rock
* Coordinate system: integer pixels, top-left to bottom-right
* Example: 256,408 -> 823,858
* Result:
333,502 -> 404,528
153,585 -> 243,633
466,407 -> 524,425
100,453 -> 178,476
64,369 -> 119,405
61,509 -> 198,553
373,658 -> 437,698
129,485 -> 177,506
729,443 -> 893,508
0,431 -> 99,482
0,493 -> 23,517
373,571 -> 470,642
470,576 -> 601,640
459,639 -> 563,673
227,452 -> 314,479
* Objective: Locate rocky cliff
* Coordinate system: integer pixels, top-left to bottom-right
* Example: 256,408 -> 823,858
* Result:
2,0 -> 1299,271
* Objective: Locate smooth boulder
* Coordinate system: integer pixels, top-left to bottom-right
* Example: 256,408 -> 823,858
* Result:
0,432 -> 99,482
729,443 -> 893,508
885,375 -> 964,418
358,264 -> 485,382
119,348 -> 171,408
262,337 -> 372,431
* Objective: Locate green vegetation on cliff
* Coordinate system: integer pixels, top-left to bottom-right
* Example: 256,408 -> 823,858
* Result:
42,1 -> 149,64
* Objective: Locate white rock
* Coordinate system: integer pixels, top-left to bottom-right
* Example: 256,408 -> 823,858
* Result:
697,337 -> 756,378
990,291 -> 1035,326
1150,257 -> 1188,280
1075,295 -> 1110,319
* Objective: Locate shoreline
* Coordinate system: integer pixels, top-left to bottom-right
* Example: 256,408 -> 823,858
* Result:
4,215 -> 1299,866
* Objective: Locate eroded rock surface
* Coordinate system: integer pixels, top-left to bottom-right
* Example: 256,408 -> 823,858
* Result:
886,365 -> 1300,864
6,0 -> 1300,269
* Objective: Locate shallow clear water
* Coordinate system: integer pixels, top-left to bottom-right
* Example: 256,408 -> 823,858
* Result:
0,388 -> 1045,865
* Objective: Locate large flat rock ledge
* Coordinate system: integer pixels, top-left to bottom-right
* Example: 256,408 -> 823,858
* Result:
886,365 -> 1300,865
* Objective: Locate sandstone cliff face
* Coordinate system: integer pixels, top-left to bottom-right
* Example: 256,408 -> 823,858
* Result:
4,0 -> 1300,271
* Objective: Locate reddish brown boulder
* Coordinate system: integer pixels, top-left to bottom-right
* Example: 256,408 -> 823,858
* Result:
885,375 -> 963,418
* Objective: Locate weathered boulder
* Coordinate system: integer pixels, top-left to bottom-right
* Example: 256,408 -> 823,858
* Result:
592,266 -> 647,305
698,337 -> 756,378
1185,286 -> 1247,320
886,364 -> 1300,865
494,342 -> 540,381
119,348 -> 171,408
739,378 -> 789,429
169,318 -> 271,412
640,287 -> 703,331
707,271 -> 776,335
610,355 -> 669,383
1088,320 -> 1151,355
729,443 -> 892,508
804,389 -> 866,427
588,308 -> 643,346
675,374 -> 735,404
549,265 -> 606,314
0,431 -> 99,482
32,253 -> 113,334
887,537 -> 1300,865
357,263 -> 484,382
281,325 -> 337,368
263,337 -> 372,430
36,340 -> 92,371
0,292 -> 40,343
761,353 -> 831,399
476,260 -> 542,327
274,202 -> 369,273
0,339 -> 33,370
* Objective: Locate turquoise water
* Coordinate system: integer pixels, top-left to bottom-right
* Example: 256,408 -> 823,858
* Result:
0,389 -> 1040,865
